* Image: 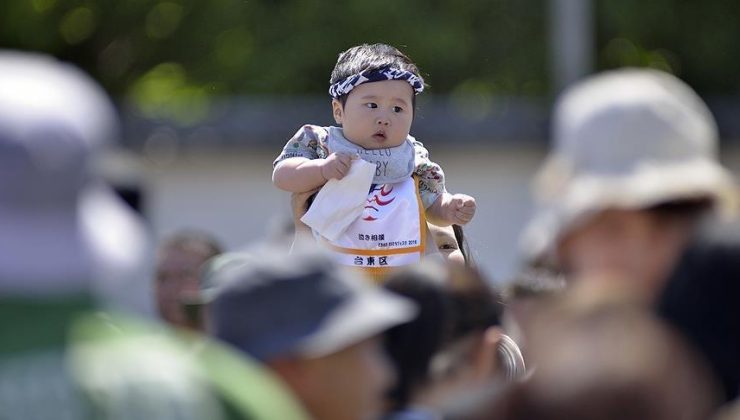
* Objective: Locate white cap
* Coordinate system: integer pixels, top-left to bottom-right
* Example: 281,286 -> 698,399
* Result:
0,51 -> 151,314
522,68 -> 737,264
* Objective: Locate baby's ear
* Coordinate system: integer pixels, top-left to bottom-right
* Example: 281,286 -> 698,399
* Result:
331,99 -> 344,124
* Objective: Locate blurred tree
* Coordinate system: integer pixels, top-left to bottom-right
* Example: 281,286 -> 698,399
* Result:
3,0 -> 738,124
596,0 -> 740,94
0,0 -> 547,123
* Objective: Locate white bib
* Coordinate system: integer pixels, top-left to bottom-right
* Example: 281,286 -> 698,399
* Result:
316,176 -> 427,281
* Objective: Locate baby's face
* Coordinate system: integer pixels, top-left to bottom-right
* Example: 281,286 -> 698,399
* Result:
332,80 -> 414,150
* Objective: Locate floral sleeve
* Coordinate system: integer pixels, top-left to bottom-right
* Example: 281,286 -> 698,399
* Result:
412,139 -> 447,209
273,125 -> 330,167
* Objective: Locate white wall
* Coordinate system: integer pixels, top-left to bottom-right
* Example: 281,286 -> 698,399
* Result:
109,143 -> 740,285
116,146 -> 545,283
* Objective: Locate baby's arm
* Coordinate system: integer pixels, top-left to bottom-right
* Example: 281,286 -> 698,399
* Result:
273,152 -> 356,193
426,192 -> 476,226
273,125 -> 355,192
412,139 -> 476,226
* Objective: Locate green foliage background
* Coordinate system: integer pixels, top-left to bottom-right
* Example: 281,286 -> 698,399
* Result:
0,1 -> 545,97
2,0 -> 738,122
596,0 -> 740,94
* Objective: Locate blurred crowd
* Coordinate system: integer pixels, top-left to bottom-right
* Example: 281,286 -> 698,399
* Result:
1,49 -> 739,420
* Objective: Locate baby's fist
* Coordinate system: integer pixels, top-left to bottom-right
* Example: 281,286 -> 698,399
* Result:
450,194 -> 476,225
320,152 -> 356,181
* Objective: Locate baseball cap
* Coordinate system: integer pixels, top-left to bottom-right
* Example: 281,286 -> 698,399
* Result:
522,68 -> 737,263
0,51 -> 149,312
210,246 -> 417,361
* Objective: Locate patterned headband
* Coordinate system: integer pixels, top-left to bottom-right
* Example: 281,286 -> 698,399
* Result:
329,66 -> 425,99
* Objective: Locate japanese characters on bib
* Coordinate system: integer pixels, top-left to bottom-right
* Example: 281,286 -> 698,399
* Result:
317,176 -> 427,282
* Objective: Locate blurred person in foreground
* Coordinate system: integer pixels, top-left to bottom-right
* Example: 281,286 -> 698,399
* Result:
178,251 -> 255,333
501,268 -> 566,364
382,261 -> 525,420
0,50 -> 305,419
209,244 -> 418,420
155,230 -> 222,330
520,68 -> 739,402
448,292 -> 720,420
715,399 -> 740,420
521,68 -> 736,304
657,220 -> 740,402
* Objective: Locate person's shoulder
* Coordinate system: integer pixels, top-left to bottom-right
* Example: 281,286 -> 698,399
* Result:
68,312 -> 297,420
659,216 -> 740,401
287,125 -> 330,154
408,135 -> 425,149
670,216 -> 740,281
293,124 -> 329,140
196,338 -> 311,420
679,216 -> 740,294
663,216 -> 740,293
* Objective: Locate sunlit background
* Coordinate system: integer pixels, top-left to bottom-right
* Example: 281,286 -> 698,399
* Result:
4,0 -> 740,282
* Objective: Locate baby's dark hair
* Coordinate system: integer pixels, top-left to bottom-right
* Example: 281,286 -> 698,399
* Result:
330,43 -> 425,107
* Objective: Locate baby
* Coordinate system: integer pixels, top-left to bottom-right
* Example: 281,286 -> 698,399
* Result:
273,43 -> 476,277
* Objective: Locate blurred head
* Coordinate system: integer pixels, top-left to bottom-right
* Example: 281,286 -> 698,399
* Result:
209,246 -> 416,420
502,268 -> 566,361
330,43 -> 424,150
490,304 -> 720,420
180,251 -> 254,332
431,262 -> 523,384
383,262 -> 453,410
271,336 -> 394,420
0,51 -> 149,312
557,201 -> 710,303
155,231 -> 222,329
522,68 -> 736,300
383,261 -> 523,413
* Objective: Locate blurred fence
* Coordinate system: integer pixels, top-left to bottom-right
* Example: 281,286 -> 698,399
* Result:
122,94 -> 740,152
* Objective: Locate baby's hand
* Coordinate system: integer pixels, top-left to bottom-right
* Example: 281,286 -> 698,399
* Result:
446,194 -> 476,225
320,152 -> 356,181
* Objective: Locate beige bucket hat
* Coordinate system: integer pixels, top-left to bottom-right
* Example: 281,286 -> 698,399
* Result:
522,68 -> 737,264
